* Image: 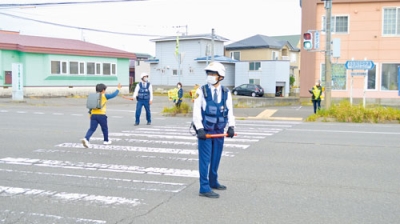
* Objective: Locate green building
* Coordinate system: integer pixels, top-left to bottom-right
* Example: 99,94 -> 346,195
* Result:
0,31 -> 136,97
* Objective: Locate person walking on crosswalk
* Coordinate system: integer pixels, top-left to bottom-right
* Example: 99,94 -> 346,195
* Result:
81,83 -> 121,148
192,62 -> 236,199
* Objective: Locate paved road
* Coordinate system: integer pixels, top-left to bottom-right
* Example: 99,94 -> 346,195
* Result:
0,97 -> 399,223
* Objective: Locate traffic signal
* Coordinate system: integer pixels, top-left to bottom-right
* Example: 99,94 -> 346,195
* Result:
303,32 -> 313,50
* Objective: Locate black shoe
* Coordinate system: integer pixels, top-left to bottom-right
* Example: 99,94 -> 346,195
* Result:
147,122 -> 151,125
134,123 -> 139,126
211,185 -> 227,190
199,191 -> 219,198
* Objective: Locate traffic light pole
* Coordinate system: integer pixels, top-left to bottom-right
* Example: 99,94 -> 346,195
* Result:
325,0 -> 332,109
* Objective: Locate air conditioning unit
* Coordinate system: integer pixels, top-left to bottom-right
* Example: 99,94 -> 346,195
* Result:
282,56 -> 290,60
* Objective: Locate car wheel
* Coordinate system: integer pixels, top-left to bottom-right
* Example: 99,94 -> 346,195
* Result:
233,91 -> 238,95
251,92 -> 256,97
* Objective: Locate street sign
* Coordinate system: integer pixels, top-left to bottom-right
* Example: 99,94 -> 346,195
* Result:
314,31 -> 320,49
345,60 -> 375,70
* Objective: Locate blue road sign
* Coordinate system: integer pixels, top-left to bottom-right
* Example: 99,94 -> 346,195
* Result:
345,60 -> 375,70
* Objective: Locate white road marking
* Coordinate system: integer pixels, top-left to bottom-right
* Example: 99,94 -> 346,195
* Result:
52,113 -> 64,115
16,111 -> 27,113
109,132 -> 259,142
0,210 -> 106,224
0,168 -> 187,193
0,110 -> 8,112
33,112 -> 45,114
90,137 -> 250,149
0,157 -> 199,178
56,143 -> 235,157
0,186 -> 141,207
34,148 -> 201,162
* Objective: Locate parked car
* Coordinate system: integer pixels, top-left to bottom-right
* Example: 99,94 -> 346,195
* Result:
232,84 -> 264,97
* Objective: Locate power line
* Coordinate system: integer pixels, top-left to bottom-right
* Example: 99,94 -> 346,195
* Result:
0,0 -> 147,8
0,11 -> 165,37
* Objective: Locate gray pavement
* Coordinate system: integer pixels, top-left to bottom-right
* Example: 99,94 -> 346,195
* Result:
0,95 -> 313,121
0,96 -> 399,223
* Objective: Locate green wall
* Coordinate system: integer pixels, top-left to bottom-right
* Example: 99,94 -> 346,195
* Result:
0,49 -> 130,88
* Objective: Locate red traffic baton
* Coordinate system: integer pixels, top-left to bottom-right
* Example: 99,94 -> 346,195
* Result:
205,133 -> 237,138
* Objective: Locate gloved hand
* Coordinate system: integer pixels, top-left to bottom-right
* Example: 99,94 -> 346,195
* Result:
227,126 -> 235,138
197,128 -> 207,140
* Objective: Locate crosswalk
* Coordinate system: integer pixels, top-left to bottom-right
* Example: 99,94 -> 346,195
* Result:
0,119 -> 301,223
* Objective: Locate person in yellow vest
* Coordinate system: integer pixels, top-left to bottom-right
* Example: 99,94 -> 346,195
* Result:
190,84 -> 199,102
309,80 -> 323,114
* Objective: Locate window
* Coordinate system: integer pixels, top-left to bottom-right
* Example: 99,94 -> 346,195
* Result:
249,79 -> 260,85
383,7 -> 400,35
367,66 -> 377,90
79,62 -> 85,74
51,61 -> 67,74
52,60 -> 116,75
322,15 -> 349,33
61,61 -> 67,74
321,63 -> 347,90
87,62 -> 95,75
381,63 -> 399,90
96,63 -> 101,75
103,63 -> 111,75
51,61 -> 61,74
112,64 -> 116,75
272,51 -> 279,60
230,51 -> 240,60
70,61 -> 79,74
173,69 -> 182,75
249,62 -> 261,71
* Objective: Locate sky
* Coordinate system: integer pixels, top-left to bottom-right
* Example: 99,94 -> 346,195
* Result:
0,0 -> 302,56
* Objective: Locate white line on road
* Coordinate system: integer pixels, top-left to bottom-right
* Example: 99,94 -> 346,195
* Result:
0,210 -> 106,224
0,157 -> 199,178
0,168 -> 187,193
56,142 -> 235,157
0,185 -> 141,207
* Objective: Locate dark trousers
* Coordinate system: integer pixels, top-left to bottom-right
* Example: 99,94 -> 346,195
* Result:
197,128 -> 224,193
85,114 -> 108,141
135,100 -> 151,124
312,100 -> 321,114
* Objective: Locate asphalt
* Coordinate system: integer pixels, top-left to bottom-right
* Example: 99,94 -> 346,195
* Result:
0,96 -> 312,121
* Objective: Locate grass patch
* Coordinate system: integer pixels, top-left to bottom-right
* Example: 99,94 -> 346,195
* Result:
162,102 -> 192,116
305,100 -> 400,123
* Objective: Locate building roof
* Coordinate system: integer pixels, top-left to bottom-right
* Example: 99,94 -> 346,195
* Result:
0,32 -> 136,59
151,34 -> 229,42
194,55 -> 238,63
225,34 -> 299,51
270,34 -> 301,50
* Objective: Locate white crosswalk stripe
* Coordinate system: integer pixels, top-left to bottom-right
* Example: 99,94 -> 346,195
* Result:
0,119 -> 300,223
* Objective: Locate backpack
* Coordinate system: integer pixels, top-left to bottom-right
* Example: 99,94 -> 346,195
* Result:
86,93 -> 103,109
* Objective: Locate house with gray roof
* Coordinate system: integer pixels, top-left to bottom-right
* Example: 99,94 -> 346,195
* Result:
225,34 -> 301,97
0,31 -> 136,97
149,33 -> 237,89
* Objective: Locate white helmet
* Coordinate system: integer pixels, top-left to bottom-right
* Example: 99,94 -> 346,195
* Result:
141,72 -> 148,78
204,62 -> 225,77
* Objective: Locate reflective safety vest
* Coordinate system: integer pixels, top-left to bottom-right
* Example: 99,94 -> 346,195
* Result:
201,85 -> 229,131
311,85 -> 322,100
138,82 -> 150,100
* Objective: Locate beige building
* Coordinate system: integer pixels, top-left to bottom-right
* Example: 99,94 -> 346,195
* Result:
224,34 -> 301,95
301,0 -> 400,104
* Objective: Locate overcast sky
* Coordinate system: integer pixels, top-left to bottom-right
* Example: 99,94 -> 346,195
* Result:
0,0 -> 302,55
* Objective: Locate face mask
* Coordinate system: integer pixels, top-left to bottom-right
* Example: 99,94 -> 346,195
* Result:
206,76 -> 218,85
143,77 -> 148,82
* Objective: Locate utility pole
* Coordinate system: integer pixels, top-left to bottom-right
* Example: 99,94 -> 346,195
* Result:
324,0 -> 332,109
211,28 -> 215,62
